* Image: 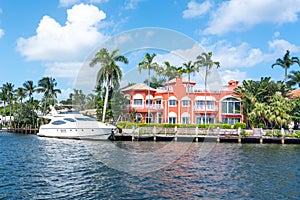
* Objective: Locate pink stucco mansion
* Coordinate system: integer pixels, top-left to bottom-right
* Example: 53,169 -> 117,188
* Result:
121,76 -> 243,125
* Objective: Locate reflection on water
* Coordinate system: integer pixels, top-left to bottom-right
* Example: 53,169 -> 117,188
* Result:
0,132 -> 299,199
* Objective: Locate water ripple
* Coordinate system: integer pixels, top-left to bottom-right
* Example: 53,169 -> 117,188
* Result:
0,132 -> 299,199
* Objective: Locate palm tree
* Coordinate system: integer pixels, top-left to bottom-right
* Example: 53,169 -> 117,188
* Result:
71,89 -> 86,110
90,48 -> 128,122
195,52 -> 220,124
143,76 -> 165,89
287,70 -> 300,88
0,87 -> 7,125
23,80 -> 37,126
2,82 -> 15,125
272,50 -> 300,82
159,61 -> 178,123
23,80 -> 36,101
37,77 -> 61,115
138,53 -> 159,123
85,93 -> 97,109
158,61 -> 178,81
180,61 -> 197,123
15,87 -> 26,104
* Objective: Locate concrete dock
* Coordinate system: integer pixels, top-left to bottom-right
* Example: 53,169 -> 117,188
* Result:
112,134 -> 300,144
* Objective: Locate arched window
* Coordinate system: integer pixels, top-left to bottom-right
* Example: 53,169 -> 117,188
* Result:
168,112 -> 177,124
196,114 -> 215,124
221,97 -> 241,114
181,96 -> 190,107
168,96 -> 177,107
145,113 -> 153,123
181,112 -> 190,124
135,113 -> 142,122
156,113 -> 162,123
133,94 -> 144,107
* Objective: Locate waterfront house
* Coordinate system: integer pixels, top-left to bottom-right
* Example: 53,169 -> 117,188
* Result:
121,76 -> 243,125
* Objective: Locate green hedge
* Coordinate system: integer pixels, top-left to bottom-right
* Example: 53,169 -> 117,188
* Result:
233,122 -> 246,129
117,121 -> 234,129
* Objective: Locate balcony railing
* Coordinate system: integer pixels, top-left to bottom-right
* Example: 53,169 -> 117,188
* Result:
194,105 -> 218,111
128,104 -> 164,110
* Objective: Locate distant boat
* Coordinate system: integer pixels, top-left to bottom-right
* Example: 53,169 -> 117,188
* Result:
37,106 -> 116,140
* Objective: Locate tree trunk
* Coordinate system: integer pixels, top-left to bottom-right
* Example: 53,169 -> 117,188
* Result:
204,66 -> 208,125
9,105 -> 12,126
187,73 -> 190,124
44,96 -> 48,116
284,68 -> 288,82
102,77 -> 111,122
147,67 -> 150,123
31,97 -> 35,127
3,102 -> 6,125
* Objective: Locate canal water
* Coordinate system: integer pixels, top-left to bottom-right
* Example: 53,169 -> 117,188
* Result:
0,132 -> 299,199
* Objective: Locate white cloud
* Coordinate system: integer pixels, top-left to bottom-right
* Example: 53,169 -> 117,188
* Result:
89,0 -> 108,3
0,8 -> 3,38
0,29 -> 4,38
268,39 -> 299,54
59,0 -> 109,7
124,0 -> 144,10
204,0 -> 300,35
220,69 -> 247,85
273,31 -> 280,38
170,44 -> 205,63
17,4 -> 107,63
182,0 -> 211,19
44,62 -> 82,78
204,40 -> 264,69
59,0 -> 80,7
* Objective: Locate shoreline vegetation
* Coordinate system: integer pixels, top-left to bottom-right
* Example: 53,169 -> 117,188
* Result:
1,49 -> 300,140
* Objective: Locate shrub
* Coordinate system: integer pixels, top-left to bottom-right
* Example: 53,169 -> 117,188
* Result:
240,129 -> 246,136
222,124 -> 232,129
118,121 -> 236,129
284,133 -> 294,138
117,121 -> 136,129
233,122 -> 246,129
274,130 -> 283,137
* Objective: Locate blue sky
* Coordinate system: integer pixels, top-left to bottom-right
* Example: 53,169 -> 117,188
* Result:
1,0 -> 300,99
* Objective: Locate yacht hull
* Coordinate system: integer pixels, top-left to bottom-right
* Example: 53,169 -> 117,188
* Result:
37,127 -> 113,140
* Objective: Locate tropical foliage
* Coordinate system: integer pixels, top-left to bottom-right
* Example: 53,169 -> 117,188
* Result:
234,77 -> 296,129
90,48 -> 128,122
2,48 -> 300,132
272,50 -> 300,81
194,52 -> 220,124
0,77 -> 60,128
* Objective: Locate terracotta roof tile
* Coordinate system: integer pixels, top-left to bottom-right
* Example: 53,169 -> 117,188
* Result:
121,83 -> 156,92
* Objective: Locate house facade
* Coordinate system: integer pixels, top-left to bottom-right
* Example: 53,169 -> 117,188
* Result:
121,77 -> 243,125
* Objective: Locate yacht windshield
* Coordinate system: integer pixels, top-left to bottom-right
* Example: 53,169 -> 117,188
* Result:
64,118 -> 76,122
52,120 -> 66,125
75,117 -> 96,121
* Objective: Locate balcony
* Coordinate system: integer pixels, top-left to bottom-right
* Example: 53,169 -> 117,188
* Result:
128,104 -> 164,111
194,105 -> 218,111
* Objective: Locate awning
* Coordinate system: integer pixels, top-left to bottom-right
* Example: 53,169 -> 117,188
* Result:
168,96 -> 177,100
133,93 -> 144,99
181,96 -> 191,100
181,112 -> 190,117
146,94 -> 154,100
169,112 -> 177,117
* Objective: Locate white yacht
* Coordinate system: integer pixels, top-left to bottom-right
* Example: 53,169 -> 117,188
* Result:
37,106 -> 116,140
